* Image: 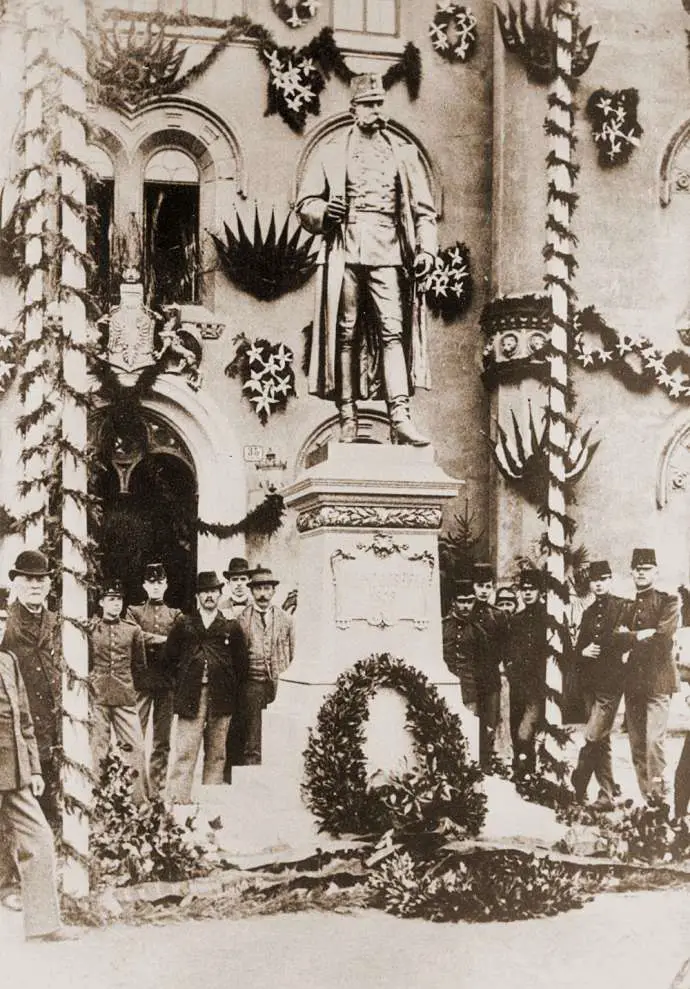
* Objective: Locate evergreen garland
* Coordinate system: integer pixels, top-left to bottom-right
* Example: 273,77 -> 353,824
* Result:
302,653 -> 486,838
495,0 -> 598,84
197,492 -> 286,540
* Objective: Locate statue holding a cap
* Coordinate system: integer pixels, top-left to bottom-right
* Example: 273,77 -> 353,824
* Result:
296,73 -> 437,446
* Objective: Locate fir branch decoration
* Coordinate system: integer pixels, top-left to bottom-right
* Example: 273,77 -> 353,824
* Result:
196,492 -> 286,540
0,327 -> 20,399
585,88 -> 643,167
382,42 -> 422,99
225,334 -> 297,424
491,404 -> 599,504
428,4 -> 479,64
495,1 -> 598,84
211,208 -> 318,302
419,242 -> 473,321
302,653 -> 486,838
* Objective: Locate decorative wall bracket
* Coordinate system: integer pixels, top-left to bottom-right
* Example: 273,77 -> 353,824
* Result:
480,293 -> 550,387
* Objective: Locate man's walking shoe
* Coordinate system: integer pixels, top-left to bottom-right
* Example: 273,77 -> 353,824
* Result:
387,395 -> 430,447
27,926 -> 80,943
588,796 -> 615,813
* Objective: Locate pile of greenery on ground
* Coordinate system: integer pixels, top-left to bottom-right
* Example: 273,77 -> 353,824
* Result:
90,750 -> 219,888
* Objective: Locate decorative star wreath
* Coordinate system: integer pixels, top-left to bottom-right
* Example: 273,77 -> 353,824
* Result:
585,88 -> 643,168
225,334 -> 297,424
420,242 -> 473,321
263,46 -> 326,132
573,306 -> 690,400
272,0 -> 320,29
302,653 -> 486,839
429,3 -> 478,63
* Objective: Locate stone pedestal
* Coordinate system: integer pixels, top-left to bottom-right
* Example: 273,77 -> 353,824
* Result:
282,442 -> 462,684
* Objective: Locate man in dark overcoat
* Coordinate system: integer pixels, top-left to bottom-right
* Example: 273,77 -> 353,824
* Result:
571,560 -> 630,810
504,569 -> 548,780
0,590 -> 75,940
166,571 -> 248,802
617,548 -> 680,801
3,550 -> 61,829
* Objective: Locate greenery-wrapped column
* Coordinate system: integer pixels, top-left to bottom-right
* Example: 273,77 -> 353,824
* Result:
58,0 -> 91,899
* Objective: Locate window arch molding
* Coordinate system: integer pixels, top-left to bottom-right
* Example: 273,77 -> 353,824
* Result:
292,112 -> 444,218
659,114 -> 690,208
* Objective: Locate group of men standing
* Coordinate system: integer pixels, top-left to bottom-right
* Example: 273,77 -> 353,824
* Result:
0,548 -> 293,940
443,549 -> 690,816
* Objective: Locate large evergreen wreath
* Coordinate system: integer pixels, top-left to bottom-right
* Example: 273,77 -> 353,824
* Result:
302,653 -> 486,838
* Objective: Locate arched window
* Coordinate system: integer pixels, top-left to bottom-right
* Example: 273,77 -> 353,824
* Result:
144,149 -> 200,306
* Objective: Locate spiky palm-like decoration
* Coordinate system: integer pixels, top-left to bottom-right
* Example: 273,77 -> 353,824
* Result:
87,18 -> 187,112
492,404 -> 599,505
212,208 -> 318,302
495,1 -> 598,84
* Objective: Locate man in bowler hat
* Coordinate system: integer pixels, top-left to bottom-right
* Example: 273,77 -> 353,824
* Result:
3,550 -> 62,829
0,589 -> 77,941
571,561 -> 630,811
296,73 -> 437,446
616,548 -> 679,801
504,569 -> 548,779
166,571 -> 248,801
127,563 -> 181,799
237,566 -> 294,765
219,557 -> 252,620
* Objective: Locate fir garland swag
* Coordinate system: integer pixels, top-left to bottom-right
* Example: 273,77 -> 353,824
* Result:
302,654 -> 486,838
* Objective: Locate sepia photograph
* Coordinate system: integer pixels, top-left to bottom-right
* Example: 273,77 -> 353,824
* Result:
1,1 -> 690,986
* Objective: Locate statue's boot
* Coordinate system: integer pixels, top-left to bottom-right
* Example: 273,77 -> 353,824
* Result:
388,395 -> 430,447
338,400 -> 358,443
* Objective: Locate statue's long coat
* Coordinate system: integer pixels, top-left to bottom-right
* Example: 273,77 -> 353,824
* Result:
296,129 -> 438,402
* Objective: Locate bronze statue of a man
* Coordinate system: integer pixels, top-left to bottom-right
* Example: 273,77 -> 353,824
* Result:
296,73 -> 437,446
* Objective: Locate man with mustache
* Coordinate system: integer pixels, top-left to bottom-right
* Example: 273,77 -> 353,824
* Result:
296,73 -> 437,446
165,571 -> 248,802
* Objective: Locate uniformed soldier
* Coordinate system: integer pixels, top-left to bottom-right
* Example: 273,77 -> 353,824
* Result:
89,581 -> 148,804
126,563 -> 181,799
442,569 -> 506,771
571,560 -> 630,811
616,548 -> 680,801
505,569 -> 548,779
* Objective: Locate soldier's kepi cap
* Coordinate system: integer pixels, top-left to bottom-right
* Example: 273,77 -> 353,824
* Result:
519,568 -> 543,590
9,549 -> 52,580
631,548 -> 657,568
350,72 -> 386,104
143,562 -> 166,583
472,562 -> 495,583
495,585 -> 518,604
454,579 -> 475,599
588,560 -> 612,580
99,579 -> 124,599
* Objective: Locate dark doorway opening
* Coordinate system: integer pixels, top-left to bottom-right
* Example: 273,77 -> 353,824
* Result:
92,412 -> 198,611
86,176 -> 115,314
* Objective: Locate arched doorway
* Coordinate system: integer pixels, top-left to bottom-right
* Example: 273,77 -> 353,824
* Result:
92,408 -> 198,610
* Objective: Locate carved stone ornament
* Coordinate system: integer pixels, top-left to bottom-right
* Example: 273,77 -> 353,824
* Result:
480,294 -> 551,375
330,534 -> 435,630
296,504 -> 443,532
104,282 -> 157,377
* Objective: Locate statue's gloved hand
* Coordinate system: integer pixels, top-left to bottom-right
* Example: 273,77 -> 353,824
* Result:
413,251 -> 435,279
324,196 -> 346,226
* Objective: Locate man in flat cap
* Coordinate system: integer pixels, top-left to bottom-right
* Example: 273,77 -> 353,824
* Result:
296,73 -> 437,446
237,566 -> 294,765
3,550 -> 61,829
166,571 -> 248,801
89,581 -> 148,803
504,569 -> 548,780
126,563 -> 181,799
571,561 -> 630,811
616,548 -> 680,801
0,588 -> 77,941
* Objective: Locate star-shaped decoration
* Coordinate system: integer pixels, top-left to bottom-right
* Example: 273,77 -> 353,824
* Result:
615,336 -> 634,356
246,342 -> 268,366
272,373 -> 292,397
578,346 -> 595,368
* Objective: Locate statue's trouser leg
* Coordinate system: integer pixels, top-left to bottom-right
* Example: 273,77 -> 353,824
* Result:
364,266 -> 408,400
337,267 -> 360,440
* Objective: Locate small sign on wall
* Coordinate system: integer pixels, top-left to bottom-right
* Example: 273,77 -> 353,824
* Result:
244,445 -> 264,462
